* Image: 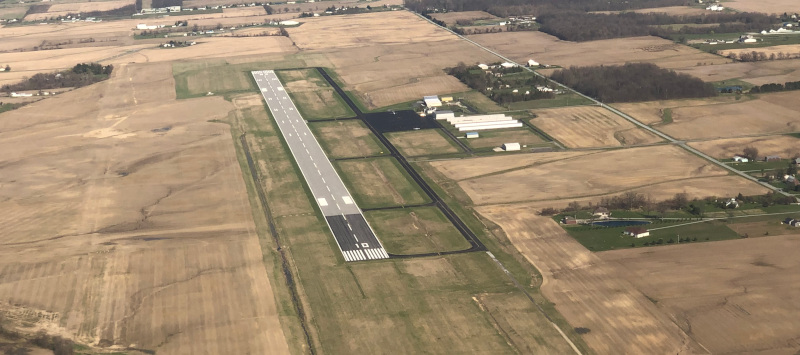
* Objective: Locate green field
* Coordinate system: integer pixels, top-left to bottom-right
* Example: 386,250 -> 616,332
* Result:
463,127 -> 550,151
506,92 -> 593,110
563,220 -> 740,252
276,68 -> 355,120
385,129 -> 464,158
308,120 -> 387,159
364,207 -> 471,254
172,57 -> 309,99
335,157 -> 431,209
224,81 -> 590,353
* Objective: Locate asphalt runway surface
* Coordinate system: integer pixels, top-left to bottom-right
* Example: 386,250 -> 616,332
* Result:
252,70 -> 388,262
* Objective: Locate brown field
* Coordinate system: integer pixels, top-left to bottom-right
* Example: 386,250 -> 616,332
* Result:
612,96 -> 745,125
428,151 -> 595,180
727,0 -> 800,13
689,135 -> 800,159
287,11 -> 497,108
531,106 -> 662,148
593,5 -> 708,15
468,32 -> 730,69
309,120 -> 386,159
476,208 -> 701,354
430,145 -> 768,205
0,63 -> 290,353
618,92 -> 800,140
675,58 -> 800,85
600,234 -> 800,354
186,0 -> 401,13
429,10 -> 498,25
719,44 -> 800,60
386,129 -> 462,157
24,0 -> 134,21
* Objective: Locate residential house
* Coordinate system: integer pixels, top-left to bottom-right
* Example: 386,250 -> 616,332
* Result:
624,227 -> 650,238
593,207 -> 610,219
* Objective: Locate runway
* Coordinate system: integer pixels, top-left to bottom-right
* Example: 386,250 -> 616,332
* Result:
252,70 -> 388,262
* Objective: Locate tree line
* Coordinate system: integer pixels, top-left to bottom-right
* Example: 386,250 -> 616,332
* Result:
550,63 -> 717,103
750,80 -> 800,93
1,63 -> 113,93
405,0 -> 687,16
726,51 -> 800,62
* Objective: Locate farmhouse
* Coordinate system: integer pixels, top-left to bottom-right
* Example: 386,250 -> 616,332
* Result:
477,64 -> 489,70
527,59 -> 540,67
765,155 -> 781,162
502,142 -> 521,151
593,207 -> 610,219
500,62 -> 517,69
733,155 -> 749,162
624,227 -> 650,238
423,95 -> 442,107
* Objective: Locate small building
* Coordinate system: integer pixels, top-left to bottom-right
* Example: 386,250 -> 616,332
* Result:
593,207 -> 610,219
794,158 -> 800,165
10,92 -> 33,97
783,217 -> 795,225
725,198 -> 739,208
434,110 -> 454,120
733,155 -> 749,163
765,155 -> 781,162
536,85 -> 553,92
477,63 -> 489,70
279,20 -> 300,26
500,62 -> 517,69
166,5 -> 181,12
441,96 -> 453,103
785,175 -> 797,183
501,142 -> 521,151
624,227 -> 650,238
562,216 -> 577,225
423,95 -> 442,107
527,59 -> 539,67
793,220 -> 800,227
465,132 -> 479,139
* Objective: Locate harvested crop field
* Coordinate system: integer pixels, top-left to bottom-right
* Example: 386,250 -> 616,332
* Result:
689,135 -> 800,159
611,96 -> 744,125
430,145 -> 766,205
599,234 -> 800,354
288,11 -> 497,108
531,106 -> 662,148
0,63 -> 290,354
727,0 -> 800,13
23,0 -> 134,21
386,129 -> 462,157
429,10 -> 498,25
675,59 -> 800,85
627,92 -> 800,140
593,5 -> 708,15
309,120 -> 386,159
476,209 -> 701,354
467,32 -> 730,70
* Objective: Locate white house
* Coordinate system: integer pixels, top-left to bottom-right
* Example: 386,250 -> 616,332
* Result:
501,142 -> 521,151
733,155 -> 749,163
527,59 -> 539,67
477,63 -> 489,70
624,227 -> 650,238
593,207 -> 610,219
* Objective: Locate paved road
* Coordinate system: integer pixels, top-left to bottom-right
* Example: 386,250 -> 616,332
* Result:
252,70 -> 389,262
414,11 -> 797,200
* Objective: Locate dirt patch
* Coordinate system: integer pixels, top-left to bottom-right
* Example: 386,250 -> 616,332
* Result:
444,145 -> 746,205
689,135 -> 800,159
476,208 -> 702,354
386,129 -> 461,157
675,58 -> 800,85
599,234 -> 800,354
467,32 -> 730,70
727,0 -> 800,13
531,106 -> 662,148
0,63 -> 290,354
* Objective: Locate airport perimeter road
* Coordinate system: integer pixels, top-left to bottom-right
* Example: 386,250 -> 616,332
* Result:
252,70 -> 389,262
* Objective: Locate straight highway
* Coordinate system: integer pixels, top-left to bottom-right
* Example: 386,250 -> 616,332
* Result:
252,70 -> 389,262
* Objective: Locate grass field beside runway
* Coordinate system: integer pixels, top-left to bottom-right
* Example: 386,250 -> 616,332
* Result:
334,157 -> 431,209
308,120 -> 388,159
364,207 -> 471,255
385,129 -> 464,158
276,69 -> 356,120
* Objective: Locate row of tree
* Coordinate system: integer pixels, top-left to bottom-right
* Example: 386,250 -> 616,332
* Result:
405,0 -> 687,16
727,51 -> 800,62
1,63 -> 113,93
550,63 -> 717,103
749,80 -> 800,93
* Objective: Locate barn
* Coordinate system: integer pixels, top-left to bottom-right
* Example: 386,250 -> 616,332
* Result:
501,143 -> 521,151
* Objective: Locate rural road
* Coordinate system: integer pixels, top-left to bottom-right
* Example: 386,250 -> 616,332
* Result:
414,11 -> 797,200
252,70 -> 389,262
